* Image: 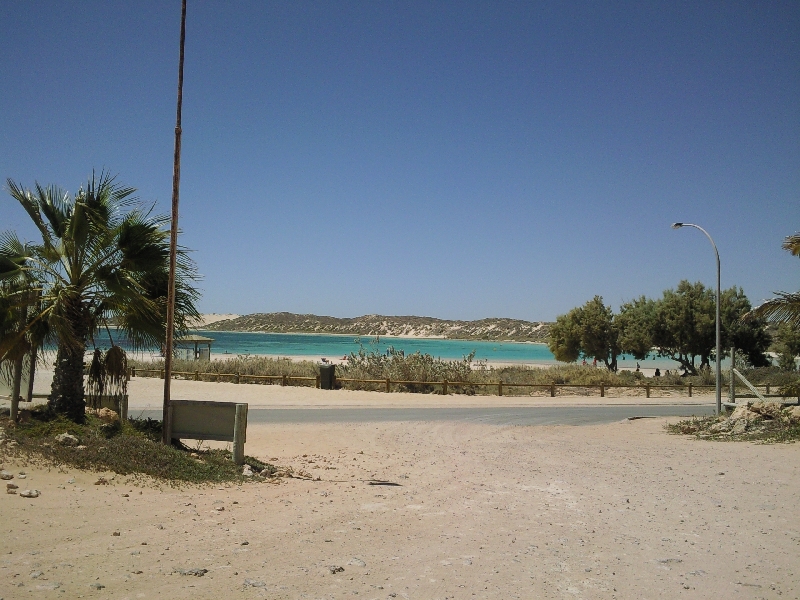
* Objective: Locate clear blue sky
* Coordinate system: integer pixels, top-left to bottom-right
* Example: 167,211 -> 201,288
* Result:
2,1 -> 798,321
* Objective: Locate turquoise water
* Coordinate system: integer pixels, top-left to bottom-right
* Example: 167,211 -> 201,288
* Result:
201,331 -> 555,362
87,329 -> 683,369
184,331 -> 682,369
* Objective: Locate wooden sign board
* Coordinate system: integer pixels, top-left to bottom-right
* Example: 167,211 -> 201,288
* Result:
168,400 -> 248,465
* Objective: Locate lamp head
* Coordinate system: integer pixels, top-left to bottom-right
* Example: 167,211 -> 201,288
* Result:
671,222 -> 684,229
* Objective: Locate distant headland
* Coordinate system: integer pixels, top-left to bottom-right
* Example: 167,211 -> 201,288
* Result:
197,312 -> 552,343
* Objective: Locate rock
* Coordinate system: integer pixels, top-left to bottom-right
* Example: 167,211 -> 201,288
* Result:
214,506 -> 225,512
94,477 -> 109,485
731,419 -> 748,435
784,405 -> 800,424
112,531 -> 121,536
242,465 -> 253,477
348,558 -> 366,567
30,570 -> 43,579
0,470 -> 13,480
175,568 -> 207,577
709,420 -> 731,433
749,401 -> 782,420
730,404 -> 750,420
243,579 -> 266,588
55,433 -> 79,446
19,489 -> 40,498
328,565 -> 345,574
97,408 -> 119,423
88,583 -> 105,590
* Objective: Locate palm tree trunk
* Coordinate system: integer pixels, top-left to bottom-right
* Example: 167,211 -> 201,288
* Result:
10,352 -> 23,422
9,306 -> 27,422
49,297 -> 91,422
49,343 -> 87,422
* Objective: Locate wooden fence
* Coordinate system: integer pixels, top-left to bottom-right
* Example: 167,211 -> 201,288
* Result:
129,367 -> 782,399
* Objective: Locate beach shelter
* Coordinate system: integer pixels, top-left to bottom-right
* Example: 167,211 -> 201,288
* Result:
175,334 -> 214,361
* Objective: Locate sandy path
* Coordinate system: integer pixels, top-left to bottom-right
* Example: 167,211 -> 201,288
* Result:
2,417 -> 797,599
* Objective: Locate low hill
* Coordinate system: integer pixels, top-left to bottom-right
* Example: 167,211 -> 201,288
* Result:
201,312 -> 552,343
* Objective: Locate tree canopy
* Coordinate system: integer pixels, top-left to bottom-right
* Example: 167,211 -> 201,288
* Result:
549,281 -> 770,373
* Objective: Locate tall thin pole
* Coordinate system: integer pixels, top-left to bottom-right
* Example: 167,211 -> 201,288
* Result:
162,0 -> 187,444
672,222 -> 722,414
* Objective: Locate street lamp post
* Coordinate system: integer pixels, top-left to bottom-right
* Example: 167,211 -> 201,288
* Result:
671,222 -> 722,414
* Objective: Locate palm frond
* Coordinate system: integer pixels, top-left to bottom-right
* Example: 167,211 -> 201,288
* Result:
782,232 -> 800,257
745,292 -> 800,328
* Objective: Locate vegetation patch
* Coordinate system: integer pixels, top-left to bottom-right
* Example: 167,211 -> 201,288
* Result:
667,401 -> 800,443
0,407 -> 275,484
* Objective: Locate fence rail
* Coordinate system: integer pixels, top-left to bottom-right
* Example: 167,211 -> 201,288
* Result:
129,367 -> 785,399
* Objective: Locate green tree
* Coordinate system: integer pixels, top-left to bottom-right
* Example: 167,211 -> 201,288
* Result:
773,324 -> 800,371
616,296 -> 657,360
648,281 -> 768,374
548,296 -> 620,371
1,172 -> 200,422
721,287 -> 770,368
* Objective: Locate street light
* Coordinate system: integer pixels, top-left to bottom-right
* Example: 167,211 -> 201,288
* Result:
671,222 -> 722,414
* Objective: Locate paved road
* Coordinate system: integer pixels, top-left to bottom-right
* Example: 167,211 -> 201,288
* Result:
134,404 -> 714,426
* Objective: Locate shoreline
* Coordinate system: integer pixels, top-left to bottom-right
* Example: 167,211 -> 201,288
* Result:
194,328 -> 549,343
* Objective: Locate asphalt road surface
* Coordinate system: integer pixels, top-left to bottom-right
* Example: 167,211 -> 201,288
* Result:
135,404 -> 714,426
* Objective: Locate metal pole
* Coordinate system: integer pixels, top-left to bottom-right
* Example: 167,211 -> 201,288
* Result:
162,0 -> 187,444
672,222 -> 722,414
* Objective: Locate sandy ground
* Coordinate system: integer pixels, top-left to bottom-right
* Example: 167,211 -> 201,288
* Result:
2,415 -> 798,599
1,374 -> 794,598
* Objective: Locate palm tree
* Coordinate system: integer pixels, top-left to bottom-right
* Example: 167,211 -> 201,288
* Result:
745,232 -> 800,328
0,237 -> 47,421
1,172 -> 200,422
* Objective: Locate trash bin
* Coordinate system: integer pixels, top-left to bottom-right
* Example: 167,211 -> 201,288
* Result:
319,364 -> 336,390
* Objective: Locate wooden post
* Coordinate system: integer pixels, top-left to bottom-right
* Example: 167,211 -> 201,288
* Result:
131,367 -> 136,377
216,373 -> 220,383
282,374 -> 288,387
442,379 -> 448,395
766,383 -> 770,395
498,381 -> 503,396
386,378 -> 391,393
550,384 -> 555,397
195,370 -> 199,381
235,372 -> 240,384
688,382 -> 692,397
166,403 -> 174,443
315,375 -> 320,389
232,403 -> 248,466
600,384 -> 605,398
646,384 -> 650,398
160,369 -> 165,380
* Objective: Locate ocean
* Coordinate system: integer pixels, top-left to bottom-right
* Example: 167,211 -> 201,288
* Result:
177,331 -> 682,369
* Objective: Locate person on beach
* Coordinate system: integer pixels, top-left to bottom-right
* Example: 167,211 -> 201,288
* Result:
654,368 -> 661,377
